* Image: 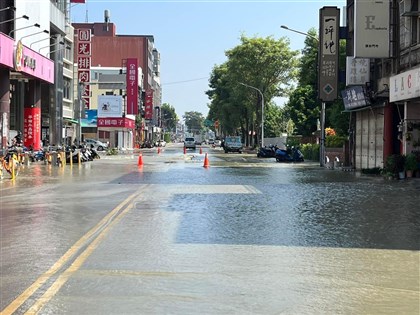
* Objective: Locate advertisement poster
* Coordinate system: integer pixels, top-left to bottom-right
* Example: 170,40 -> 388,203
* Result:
24,107 -> 41,150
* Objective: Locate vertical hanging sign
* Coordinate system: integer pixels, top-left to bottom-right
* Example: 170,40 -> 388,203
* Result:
24,107 -> 41,150
126,58 -> 138,115
144,89 -> 154,120
77,29 -> 91,109
318,6 -> 340,102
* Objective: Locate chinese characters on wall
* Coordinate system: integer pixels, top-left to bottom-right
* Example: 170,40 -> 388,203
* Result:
77,29 -> 91,109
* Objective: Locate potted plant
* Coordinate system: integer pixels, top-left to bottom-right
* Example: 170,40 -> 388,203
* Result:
383,154 -> 405,179
405,153 -> 418,178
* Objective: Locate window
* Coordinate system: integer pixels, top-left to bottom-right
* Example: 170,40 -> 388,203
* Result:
401,0 -> 420,47
63,77 -> 71,100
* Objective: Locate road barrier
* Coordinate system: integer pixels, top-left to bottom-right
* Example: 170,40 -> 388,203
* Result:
138,154 -> 144,167
203,153 -> 210,168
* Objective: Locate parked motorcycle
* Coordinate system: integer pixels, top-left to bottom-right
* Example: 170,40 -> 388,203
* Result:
257,144 -> 278,158
275,146 -> 304,162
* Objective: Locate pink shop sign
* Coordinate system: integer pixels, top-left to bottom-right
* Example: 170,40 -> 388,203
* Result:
14,40 -> 54,84
0,33 -> 14,68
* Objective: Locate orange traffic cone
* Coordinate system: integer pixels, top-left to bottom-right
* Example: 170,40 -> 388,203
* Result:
199,147 -> 203,154
157,147 -> 161,154
137,154 -> 144,167
183,146 -> 187,154
203,153 -> 210,168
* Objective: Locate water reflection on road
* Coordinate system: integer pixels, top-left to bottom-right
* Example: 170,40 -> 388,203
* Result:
1,153 -> 419,314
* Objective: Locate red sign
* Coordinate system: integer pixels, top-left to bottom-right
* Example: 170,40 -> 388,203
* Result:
24,107 -> 41,150
145,89 -> 154,120
77,29 -> 91,109
97,117 -> 135,129
126,58 -> 138,115
71,0 -> 86,3
78,29 -> 91,42
78,70 -> 90,83
78,42 -> 91,55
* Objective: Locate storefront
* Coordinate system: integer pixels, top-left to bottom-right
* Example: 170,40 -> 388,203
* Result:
97,116 -> 135,149
390,68 -> 420,156
96,95 -> 135,149
1,34 -> 54,151
0,33 -> 15,151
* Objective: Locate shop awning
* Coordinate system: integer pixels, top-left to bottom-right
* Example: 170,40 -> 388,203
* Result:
63,118 -> 79,124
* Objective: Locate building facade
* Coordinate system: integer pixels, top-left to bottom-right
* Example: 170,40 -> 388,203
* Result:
0,0 -> 73,150
344,0 -> 420,169
72,17 -> 162,148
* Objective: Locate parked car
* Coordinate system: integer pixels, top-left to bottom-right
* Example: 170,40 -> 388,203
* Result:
85,139 -> 108,151
223,136 -> 243,153
207,138 -> 215,145
156,139 -> 166,147
184,137 -> 196,150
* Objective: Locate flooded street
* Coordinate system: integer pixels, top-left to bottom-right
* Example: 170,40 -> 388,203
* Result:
1,146 -> 419,314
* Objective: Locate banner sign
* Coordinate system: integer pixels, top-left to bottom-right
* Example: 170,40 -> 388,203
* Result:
77,29 -> 91,109
144,89 -> 154,120
346,57 -> 370,86
354,0 -> 390,58
81,109 -> 97,127
318,6 -> 340,102
24,107 -> 41,150
126,58 -> 138,115
390,67 -> 420,102
0,33 -> 15,68
341,86 -> 371,111
97,117 -> 135,129
97,95 -> 123,117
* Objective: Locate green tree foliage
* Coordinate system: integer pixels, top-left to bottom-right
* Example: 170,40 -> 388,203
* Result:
283,28 -> 349,137
183,111 -> 205,134
161,103 -> 178,132
283,28 -> 318,137
206,35 -> 298,146
264,103 -> 287,138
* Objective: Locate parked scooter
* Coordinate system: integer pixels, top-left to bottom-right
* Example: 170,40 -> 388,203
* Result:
275,146 -> 304,162
257,144 -> 278,158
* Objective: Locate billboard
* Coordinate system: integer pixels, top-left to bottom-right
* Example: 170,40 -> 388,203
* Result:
144,89 -> 154,120
346,57 -> 370,86
81,109 -> 97,127
24,107 -> 41,150
97,95 -> 123,118
126,58 -> 139,115
354,0 -> 390,58
318,6 -> 340,102
341,86 -> 371,111
77,29 -> 91,109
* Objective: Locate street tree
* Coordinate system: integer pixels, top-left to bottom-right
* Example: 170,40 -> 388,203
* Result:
283,28 -> 349,137
183,111 -> 205,135
207,35 -> 298,147
161,103 -> 178,132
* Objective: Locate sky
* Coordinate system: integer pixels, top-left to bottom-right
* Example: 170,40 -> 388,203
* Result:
70,0 -> 346,118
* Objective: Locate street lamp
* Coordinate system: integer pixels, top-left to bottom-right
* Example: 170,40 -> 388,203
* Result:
0,6 -> 16,13
280,25 -> 325,167
0,14 -> 29,25
239,82 -> 264,148
30,34 -> 56,48
9,22 -> 40,37
39,40 -> 65,53
19,29 -> 49,42
47,45 -> 71,57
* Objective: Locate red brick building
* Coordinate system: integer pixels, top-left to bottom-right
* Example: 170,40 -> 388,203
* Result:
72,19 -> 161,147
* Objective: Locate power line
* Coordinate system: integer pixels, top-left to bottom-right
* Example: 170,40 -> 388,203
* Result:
162,77 -> 208,86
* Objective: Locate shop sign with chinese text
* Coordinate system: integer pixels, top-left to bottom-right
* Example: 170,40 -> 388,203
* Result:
318,6 -> 340,102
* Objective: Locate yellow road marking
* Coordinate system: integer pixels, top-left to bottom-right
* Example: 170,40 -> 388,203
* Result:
25,199 -> 136,314
1,189 -> 141,315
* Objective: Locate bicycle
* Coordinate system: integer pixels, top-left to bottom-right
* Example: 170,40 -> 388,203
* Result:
0,149 -> 20,179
